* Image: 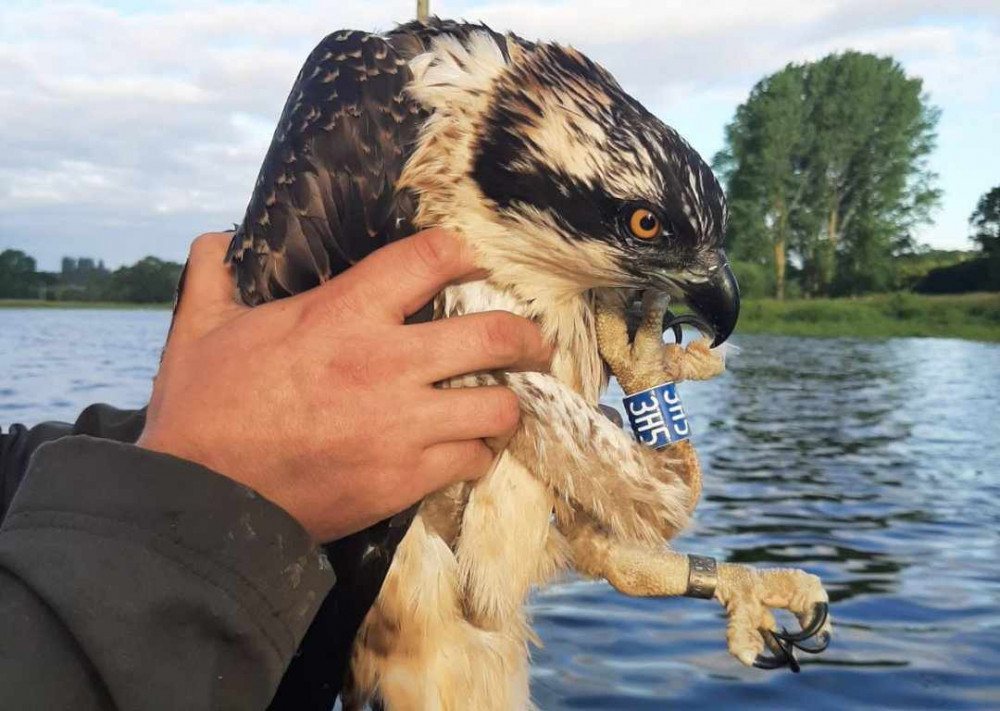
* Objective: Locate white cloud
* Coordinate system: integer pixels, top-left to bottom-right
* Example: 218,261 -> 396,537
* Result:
0,0 -> 997,268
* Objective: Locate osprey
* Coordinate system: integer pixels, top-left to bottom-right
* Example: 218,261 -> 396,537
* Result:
228,19 -> 830,710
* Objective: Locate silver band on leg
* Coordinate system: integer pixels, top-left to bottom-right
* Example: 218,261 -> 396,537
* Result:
685,555 -> 718,599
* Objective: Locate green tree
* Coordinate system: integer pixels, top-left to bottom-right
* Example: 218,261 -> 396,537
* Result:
971,186 -> 1000,255
0,249 -> 39,298
714,67 -> 809,299
970,185 -> 1000,288
102,257 -> 183,303
715,51 -> 941,298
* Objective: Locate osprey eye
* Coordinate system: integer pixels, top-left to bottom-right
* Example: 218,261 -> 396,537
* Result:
628,208 -> 660,240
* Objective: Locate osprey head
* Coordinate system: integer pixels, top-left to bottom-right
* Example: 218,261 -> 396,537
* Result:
470,42 -> 739,346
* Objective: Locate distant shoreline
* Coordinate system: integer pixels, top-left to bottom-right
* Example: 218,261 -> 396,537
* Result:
2,293 -> 998,342
737,292 -> 1000,343
0,299 -> 171,310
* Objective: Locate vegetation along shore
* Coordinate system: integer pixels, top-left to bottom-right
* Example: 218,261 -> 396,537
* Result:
3,294 -> 998,343
0,299 -> 171,310
3,52 -> 999,344
737,293 -> 1000,342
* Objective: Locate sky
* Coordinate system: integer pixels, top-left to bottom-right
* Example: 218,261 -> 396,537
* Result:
1,0 -> 998,271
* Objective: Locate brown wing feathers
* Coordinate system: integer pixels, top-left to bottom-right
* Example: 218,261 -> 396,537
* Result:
231,23 -> 511,710
227,30 -> 424,306
229,27 -> 443,711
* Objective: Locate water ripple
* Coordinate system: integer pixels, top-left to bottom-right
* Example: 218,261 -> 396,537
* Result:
2,313 -> 998,709
533,334 -> 1000,709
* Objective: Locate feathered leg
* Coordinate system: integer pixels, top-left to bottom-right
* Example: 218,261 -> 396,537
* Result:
565,519 -> 832,670
502,291 -> 723,542
505,374 -> 696,542
350,511 -> 535,711
571,290 -> 832,672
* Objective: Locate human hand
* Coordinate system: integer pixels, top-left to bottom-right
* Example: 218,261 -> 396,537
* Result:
138,229 -> 552,542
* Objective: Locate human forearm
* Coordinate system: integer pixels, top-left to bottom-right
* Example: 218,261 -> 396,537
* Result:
0,436 -> 334,710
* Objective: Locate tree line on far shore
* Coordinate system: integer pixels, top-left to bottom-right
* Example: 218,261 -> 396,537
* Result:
3,51 -> 999,304
715,50 -> 999,299
0,253 -> 183,303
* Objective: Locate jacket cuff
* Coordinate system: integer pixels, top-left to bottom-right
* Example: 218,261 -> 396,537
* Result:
4,436 -> 336,656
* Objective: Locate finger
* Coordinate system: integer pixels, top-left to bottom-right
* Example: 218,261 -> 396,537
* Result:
180,233 -> 238,311
418,386 -> 521,443
169,233 -> 242,341
407,311 -> 552,382
322,228 -> 481,322
418,440 -> 496,492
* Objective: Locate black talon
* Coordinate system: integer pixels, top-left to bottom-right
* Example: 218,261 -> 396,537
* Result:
662,308 -> 709,345
793,631 -> 831,655
774,603 -> 829,644
752,653 -> 788,670
753,630 -> 800,673
625,294 -> 713,344
751,604 -> 829,672
661,305 -> 684,344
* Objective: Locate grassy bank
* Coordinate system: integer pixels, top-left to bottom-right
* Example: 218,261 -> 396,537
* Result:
0,299 -> 171,310
4,294 -> 999,342
739,292 -> 1000,342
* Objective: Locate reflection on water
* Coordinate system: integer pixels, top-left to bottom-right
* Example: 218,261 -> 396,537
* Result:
2,310 -> 999,709
536,336 -> 1000,710
0,309 -> 167,424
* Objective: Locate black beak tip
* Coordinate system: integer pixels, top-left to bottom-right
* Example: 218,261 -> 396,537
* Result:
710,301 -> 739,347
686,262 -> 740,348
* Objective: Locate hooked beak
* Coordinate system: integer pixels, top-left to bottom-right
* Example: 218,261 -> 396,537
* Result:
653,258 -> 740,347
681,261 -> 740,347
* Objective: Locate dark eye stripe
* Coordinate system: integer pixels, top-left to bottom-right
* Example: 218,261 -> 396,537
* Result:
473,105 -> 620,241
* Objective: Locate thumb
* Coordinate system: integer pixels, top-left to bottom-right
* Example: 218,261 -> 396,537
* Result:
172,232 -> 244,338
182,233 -> 239,307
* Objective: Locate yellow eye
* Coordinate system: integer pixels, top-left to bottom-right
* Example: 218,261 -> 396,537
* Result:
628,208 -> 660,240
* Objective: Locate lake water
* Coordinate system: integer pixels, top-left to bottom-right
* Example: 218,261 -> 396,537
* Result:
2,308 -> 999,710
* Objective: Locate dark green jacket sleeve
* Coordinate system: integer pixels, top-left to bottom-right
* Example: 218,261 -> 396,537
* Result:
0,417 -> 335,710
